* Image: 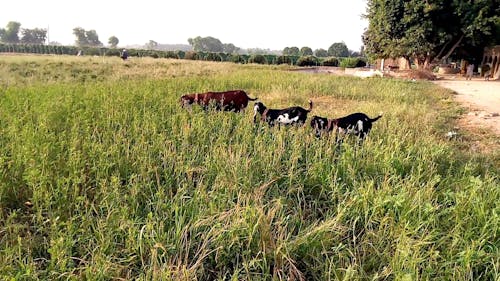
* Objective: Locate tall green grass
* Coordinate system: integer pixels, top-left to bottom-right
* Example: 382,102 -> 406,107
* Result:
0,56 -> 498,280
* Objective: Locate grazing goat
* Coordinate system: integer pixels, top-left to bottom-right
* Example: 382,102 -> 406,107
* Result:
253,100 -> 313,126
180,90 -> 257,112
310,112 -> 382,141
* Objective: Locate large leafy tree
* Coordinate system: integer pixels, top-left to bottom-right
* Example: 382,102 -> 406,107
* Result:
146,40 -> 158,50
108,36 -> 119,48
283,47 -> 300,56
328,42 -> 349,57
20,28 -> 47,44
0,21 -> 21,43
73,27 -> 102,47
314,48 -> 329,57
300,47 -> 313,56
363,0 -> 500,68
188,36 -> 224,52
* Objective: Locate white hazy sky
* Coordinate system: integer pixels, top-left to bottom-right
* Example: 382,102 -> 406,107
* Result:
2,0 -> 368,51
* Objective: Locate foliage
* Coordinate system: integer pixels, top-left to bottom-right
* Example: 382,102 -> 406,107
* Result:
283,46 -> 300,56
205,52 -> 223,62
339,57 -> 367,68
276,55 -> 293,65
248,54 -> 267,64
107,36 -> 118,48
73,27 -> 102,47
20,28 -> 47,44
146,40 -> 158,50
296,55 -> 319,66
188,36 -> 224,52
321,57 -> 339,67
223,43 -> 239,54
314,48 -> 328,57
300,46 -> 313,56
230,54 -> 247,64
0,21 -> 21,43
328,42 -> 349,57
363,0 -> 500,67
184,51 -> 199,60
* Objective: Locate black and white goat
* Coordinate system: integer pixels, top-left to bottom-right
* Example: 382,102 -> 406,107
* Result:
310,112 -> 383,141
253,100 -> 313,126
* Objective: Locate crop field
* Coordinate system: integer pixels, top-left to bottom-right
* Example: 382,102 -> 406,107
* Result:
0,55 -> 498,280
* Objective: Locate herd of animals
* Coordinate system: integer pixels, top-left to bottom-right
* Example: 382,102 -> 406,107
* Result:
180,90 -> 383,142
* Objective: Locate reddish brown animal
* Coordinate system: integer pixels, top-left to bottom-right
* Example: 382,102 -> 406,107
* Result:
180,90 -> 258,112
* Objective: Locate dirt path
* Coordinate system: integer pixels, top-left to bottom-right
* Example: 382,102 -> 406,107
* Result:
433,78 -> 500,135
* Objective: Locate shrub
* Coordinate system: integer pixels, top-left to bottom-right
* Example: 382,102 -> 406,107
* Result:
248,54 -> 267,64
340,57 -> 367,68
296,55 -> 319,66
184,51 -> 199,60
276,55 -> 293,65
230,54 -> 246,64
205,53 -> 223,62
322,57 -> 339,67
166,51 -> 179,59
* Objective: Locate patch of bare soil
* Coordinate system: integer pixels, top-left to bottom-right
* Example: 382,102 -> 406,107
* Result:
385,69 -> 437,80
433,77 -> 500,153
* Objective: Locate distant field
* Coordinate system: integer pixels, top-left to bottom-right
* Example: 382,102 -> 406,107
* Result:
0,55 -> 498,280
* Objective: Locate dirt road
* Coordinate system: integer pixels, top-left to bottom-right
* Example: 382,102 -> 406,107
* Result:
433,78 -> 500,135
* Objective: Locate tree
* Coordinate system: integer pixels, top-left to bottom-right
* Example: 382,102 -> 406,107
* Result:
146,40 -> 158,50
300,47 -> 313,56
73,27 -> 88,46
314,48 -> 328,57
20,28 -> 47,44
73,27 -> 102,47
0,21 -> 21,43
283,46 -> 300,56
363,0 -> 500,69
223,43 -> 239,54
188,36 -> 224,52
108,36 -> 119,48
328,42 -> 349,57
85,30 -> 102,47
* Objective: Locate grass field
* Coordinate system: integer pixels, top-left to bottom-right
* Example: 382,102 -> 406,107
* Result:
0,55 -> 498,280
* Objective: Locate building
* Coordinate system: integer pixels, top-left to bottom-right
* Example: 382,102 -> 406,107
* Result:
481,46 -> 500,80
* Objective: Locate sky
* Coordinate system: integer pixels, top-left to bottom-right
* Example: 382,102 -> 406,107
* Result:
2,0 -> 368,52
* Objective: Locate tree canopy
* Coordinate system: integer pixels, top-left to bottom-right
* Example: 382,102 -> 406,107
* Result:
20,28 -> 47,44
283,47 -> 300,56
73,27 -> 102,47
0,21 -> 21,43
328,42 -> 349,57
188,36 -> 223,52
362,0 -> 500,68
108,36 -> 119,48
300,47 -> 313,56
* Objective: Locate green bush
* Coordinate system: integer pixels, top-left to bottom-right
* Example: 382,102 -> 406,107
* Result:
296,55 -> 319,66
205,52 -> 223,62
183,51 -> 198,60
248,54 -> 267,64
230,54 -> 247,64
322,57 -> 339,67
340,57 -> 367,68
276,55 -> 293,65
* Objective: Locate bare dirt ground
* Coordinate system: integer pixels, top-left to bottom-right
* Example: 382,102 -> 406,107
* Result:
433,77 -> 500,153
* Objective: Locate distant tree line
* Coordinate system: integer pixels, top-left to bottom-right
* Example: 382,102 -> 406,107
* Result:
0,21 -> 47,44
0,42 -> 366,68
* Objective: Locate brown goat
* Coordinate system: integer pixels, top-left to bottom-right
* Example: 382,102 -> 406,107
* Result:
180,90 -> 257,112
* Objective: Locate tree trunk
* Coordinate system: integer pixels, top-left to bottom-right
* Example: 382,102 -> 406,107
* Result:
440,34 -> 464,62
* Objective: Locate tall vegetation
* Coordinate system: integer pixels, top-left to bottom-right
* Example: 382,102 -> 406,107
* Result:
0,55 -> 498,280
363,0 -> 500,68
72,27 -> 103,47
